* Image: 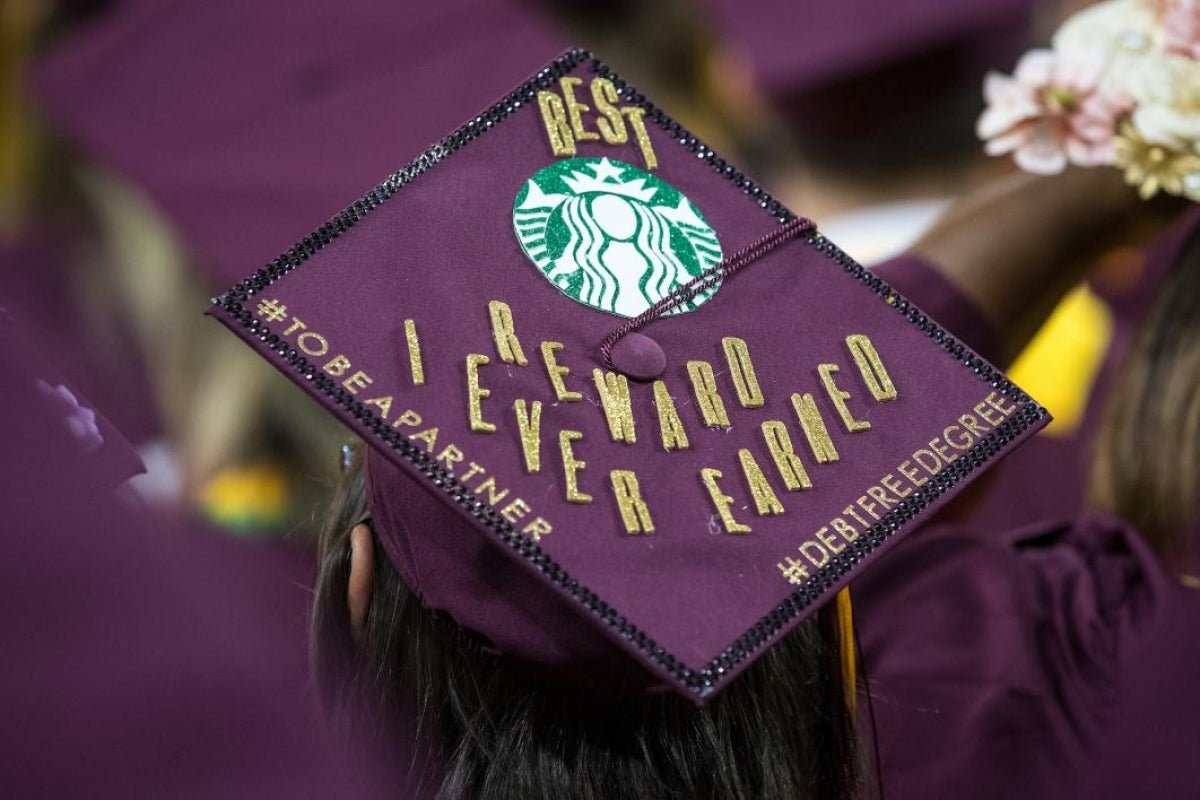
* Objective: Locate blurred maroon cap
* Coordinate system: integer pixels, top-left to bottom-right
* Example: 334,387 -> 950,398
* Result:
700,0 -> 1039,143
31,0 -> 567,288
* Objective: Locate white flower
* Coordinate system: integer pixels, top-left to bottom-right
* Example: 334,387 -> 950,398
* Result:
1052,0 -> 1178,105
1135,102 -> 1200,149
1052,0 -> 1164,59
1125,55 -> 1200,150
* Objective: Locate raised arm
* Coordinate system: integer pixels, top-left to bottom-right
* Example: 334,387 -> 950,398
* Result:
907,168 -> 1140,366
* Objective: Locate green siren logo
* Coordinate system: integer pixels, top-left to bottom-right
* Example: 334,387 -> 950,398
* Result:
513,157 -> 723,317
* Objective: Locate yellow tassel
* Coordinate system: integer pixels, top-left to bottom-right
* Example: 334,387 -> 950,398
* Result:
836,587 -> 857,713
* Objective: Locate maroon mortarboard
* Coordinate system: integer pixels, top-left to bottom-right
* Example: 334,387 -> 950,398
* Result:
210,49 -> 1048,703
31,0 -> 566,289
700,0 -> 1037,142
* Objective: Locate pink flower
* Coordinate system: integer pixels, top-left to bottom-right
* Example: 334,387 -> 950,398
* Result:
978,49 -> 1130,174
1165,0 -> 1200,59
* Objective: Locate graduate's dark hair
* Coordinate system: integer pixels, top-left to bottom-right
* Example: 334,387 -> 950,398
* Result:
312,446 -> 863,800
1092,225 -> 1200,560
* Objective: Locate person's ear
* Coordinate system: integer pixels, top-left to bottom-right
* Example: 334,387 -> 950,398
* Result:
347,524 -> 374,646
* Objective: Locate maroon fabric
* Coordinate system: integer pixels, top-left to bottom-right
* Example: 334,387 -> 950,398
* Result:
871,254 -> 1001,366
210,51 -> 1047,703
700,0 -> 1037,139
1080,568 -> 1200,798
859,243 -> 1200,795
855,514 -> 1187,797
31,0 -> 567,288
0,318 -> 396,797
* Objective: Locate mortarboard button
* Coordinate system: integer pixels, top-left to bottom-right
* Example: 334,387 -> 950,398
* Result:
608,332 -> 666,382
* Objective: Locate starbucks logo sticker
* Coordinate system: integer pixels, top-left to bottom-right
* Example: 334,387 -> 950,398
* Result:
513,157 -> 723,317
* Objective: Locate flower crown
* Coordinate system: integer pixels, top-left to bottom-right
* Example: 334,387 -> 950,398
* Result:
979,0 -> 1200,201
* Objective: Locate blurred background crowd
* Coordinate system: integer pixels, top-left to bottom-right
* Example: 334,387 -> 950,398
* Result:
2,0 -> 1183,795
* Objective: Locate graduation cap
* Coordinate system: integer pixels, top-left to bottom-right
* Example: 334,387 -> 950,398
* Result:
210,49 -> 1047,703
32,0 -> 566,288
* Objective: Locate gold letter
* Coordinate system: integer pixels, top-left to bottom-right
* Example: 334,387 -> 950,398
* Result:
974,400 -> 1005,427
843,505 -> 869,528
778,557 -> 810,585
790,392 -> 840,463
701,468 -> 751,534
488,300 -> 528,366
363,396 -> 393,418
722,337 -> 764,408
537,90 -> 575,156
409,427 -> 438,451
897,459 -> 926,487
559,430 -> 592,503
816,526 -> 845,555
846,334 -> 897,401
819,364 -> 870,433
880,473 -> 912,499
958,412 -> 991,439
652,380 -> 690,451
985,391 -> 1017,417
590,77 -> 628,144
513,399 -> 542,473
761,420 -> 812,490
522,517 -> 553,541
799,539 -> 830,568
832,517 -> 860,544
393,409 -> 422,428
465,354 -> 496,433
323,355 -> 352,377
592,369 -> 636,444
282,317 -> 307,337
541,341 -> 582,401
436,444 -> 464,472
474,476 -> 510,506
297,331 -> 328,357
621,106 -> 658,170
688,360 -> 730,428
738,449 -> 785,516
928,436 -> 958,466
610,470 -> 654,534
404,318 -> 425,386
943,424 -> 975,450
342,370 -> 372,395
912,448 -> 943,475
559,76 -> 599,142
866,485 -> 897,508
500,498 -> 531,524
